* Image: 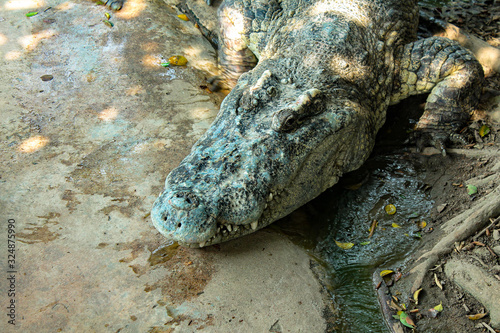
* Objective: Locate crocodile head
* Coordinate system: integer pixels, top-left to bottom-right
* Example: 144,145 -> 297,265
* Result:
152,62 -> 374,247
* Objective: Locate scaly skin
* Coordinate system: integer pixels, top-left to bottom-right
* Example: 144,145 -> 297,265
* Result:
151,0 -> 483,247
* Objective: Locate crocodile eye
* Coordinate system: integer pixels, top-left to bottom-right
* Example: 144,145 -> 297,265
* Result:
283,116 -> 296,131
272,110 -> 298,133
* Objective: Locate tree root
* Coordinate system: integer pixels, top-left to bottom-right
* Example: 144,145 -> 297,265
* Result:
408,184 -> 500,293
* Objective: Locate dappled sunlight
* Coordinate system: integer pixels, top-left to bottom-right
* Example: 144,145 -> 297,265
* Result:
309,0 -> 370,27
18,135 -> 49,153
141,53 -> 162,68
18,29 -> 57,51
141,42 -> 159,53
54,1 -> 75,11
4,0 -> 45,10
4,50 -> 23,60
125,85 -> 145,96
220,7 -> 247,38
329,53 -> 369,81
0,34 -> 7,46
189,107 -> 213,120
98,107 -> 119,121
115,0 -> 146,19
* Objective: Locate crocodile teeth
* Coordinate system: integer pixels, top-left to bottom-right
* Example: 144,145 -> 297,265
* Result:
199,241 -> 206,248
251,221 -> 258,230
268,192 -> 273,202
227,224 -> 232,232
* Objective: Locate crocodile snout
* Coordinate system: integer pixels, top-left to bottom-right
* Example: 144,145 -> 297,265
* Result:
151,190 -> 217,245
168,191 -> 200,211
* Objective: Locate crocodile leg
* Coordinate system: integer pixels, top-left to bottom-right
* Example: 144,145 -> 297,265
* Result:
391,37 -> 484,154
216,0 -> 257,89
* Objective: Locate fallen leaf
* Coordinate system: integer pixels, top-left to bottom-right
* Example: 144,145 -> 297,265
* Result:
479,125 -> 490,137
105,12 -> 111,19
392,222 -> 401,228
40,74 -> 53,81
360,241 -> 371,245
168,55 -> 188,66
380,269 -> 394,277
26,11 -> 38,17
437,203 -> 447,213
335,240 -> 354,250
177,14 -> 189,21
103,20 -> 114,27
466,184 -> 478,195
429,308 -> 439,318
417,220 -> 427,228
434,273 -> 443,290
385,204 -> 396,215
368,220 -> 377,238
413,288 -> 423,305
468,312 -> 488,320
398,311 -> 416,329
161,62 -> 170,67
434,303 -> 443,312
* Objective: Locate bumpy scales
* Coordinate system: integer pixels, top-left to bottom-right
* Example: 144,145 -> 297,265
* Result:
152,0 -> 483,247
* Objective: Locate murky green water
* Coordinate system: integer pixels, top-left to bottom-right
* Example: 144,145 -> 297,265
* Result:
278,154 -> 432,332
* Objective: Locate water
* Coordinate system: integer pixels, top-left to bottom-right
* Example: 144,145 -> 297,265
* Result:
278,154 -> 432,332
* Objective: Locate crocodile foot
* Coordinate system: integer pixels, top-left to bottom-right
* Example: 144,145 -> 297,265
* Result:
412,130 -> 469,156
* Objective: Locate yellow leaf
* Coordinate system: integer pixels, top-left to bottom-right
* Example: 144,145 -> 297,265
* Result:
177,14 -> 189,21
385,204 -> 396,215
479,125 -> 490,137
417,220 -> 427,228
434,273 -> 443,290
392,222 -> 401,228
468,312 -> 487,320
335,240 -> 354,250
413,288 -> 423,305
168,55 -> 188,66
434,303 -> 443,312
380,269 -> 394,277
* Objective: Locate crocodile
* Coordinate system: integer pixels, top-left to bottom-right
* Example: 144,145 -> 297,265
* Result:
151,0 -> 483,248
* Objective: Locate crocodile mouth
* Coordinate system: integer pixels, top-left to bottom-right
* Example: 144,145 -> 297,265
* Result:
181,188 -> 287,248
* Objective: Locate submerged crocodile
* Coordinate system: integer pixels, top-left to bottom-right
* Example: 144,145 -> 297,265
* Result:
150,0 -> 483,248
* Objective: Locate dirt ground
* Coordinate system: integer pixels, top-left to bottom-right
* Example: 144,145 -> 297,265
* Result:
377,2 -> 500,332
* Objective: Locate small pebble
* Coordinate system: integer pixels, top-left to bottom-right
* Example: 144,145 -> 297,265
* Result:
493,229 -> 500,241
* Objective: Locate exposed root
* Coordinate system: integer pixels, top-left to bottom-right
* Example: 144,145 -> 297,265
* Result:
408,184 -> 500,293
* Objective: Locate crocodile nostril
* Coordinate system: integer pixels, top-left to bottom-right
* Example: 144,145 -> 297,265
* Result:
169,191 -> 200,210
177,223 -> 182,228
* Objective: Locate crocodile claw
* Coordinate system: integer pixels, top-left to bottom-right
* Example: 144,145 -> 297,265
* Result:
413,130 -> 469,156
